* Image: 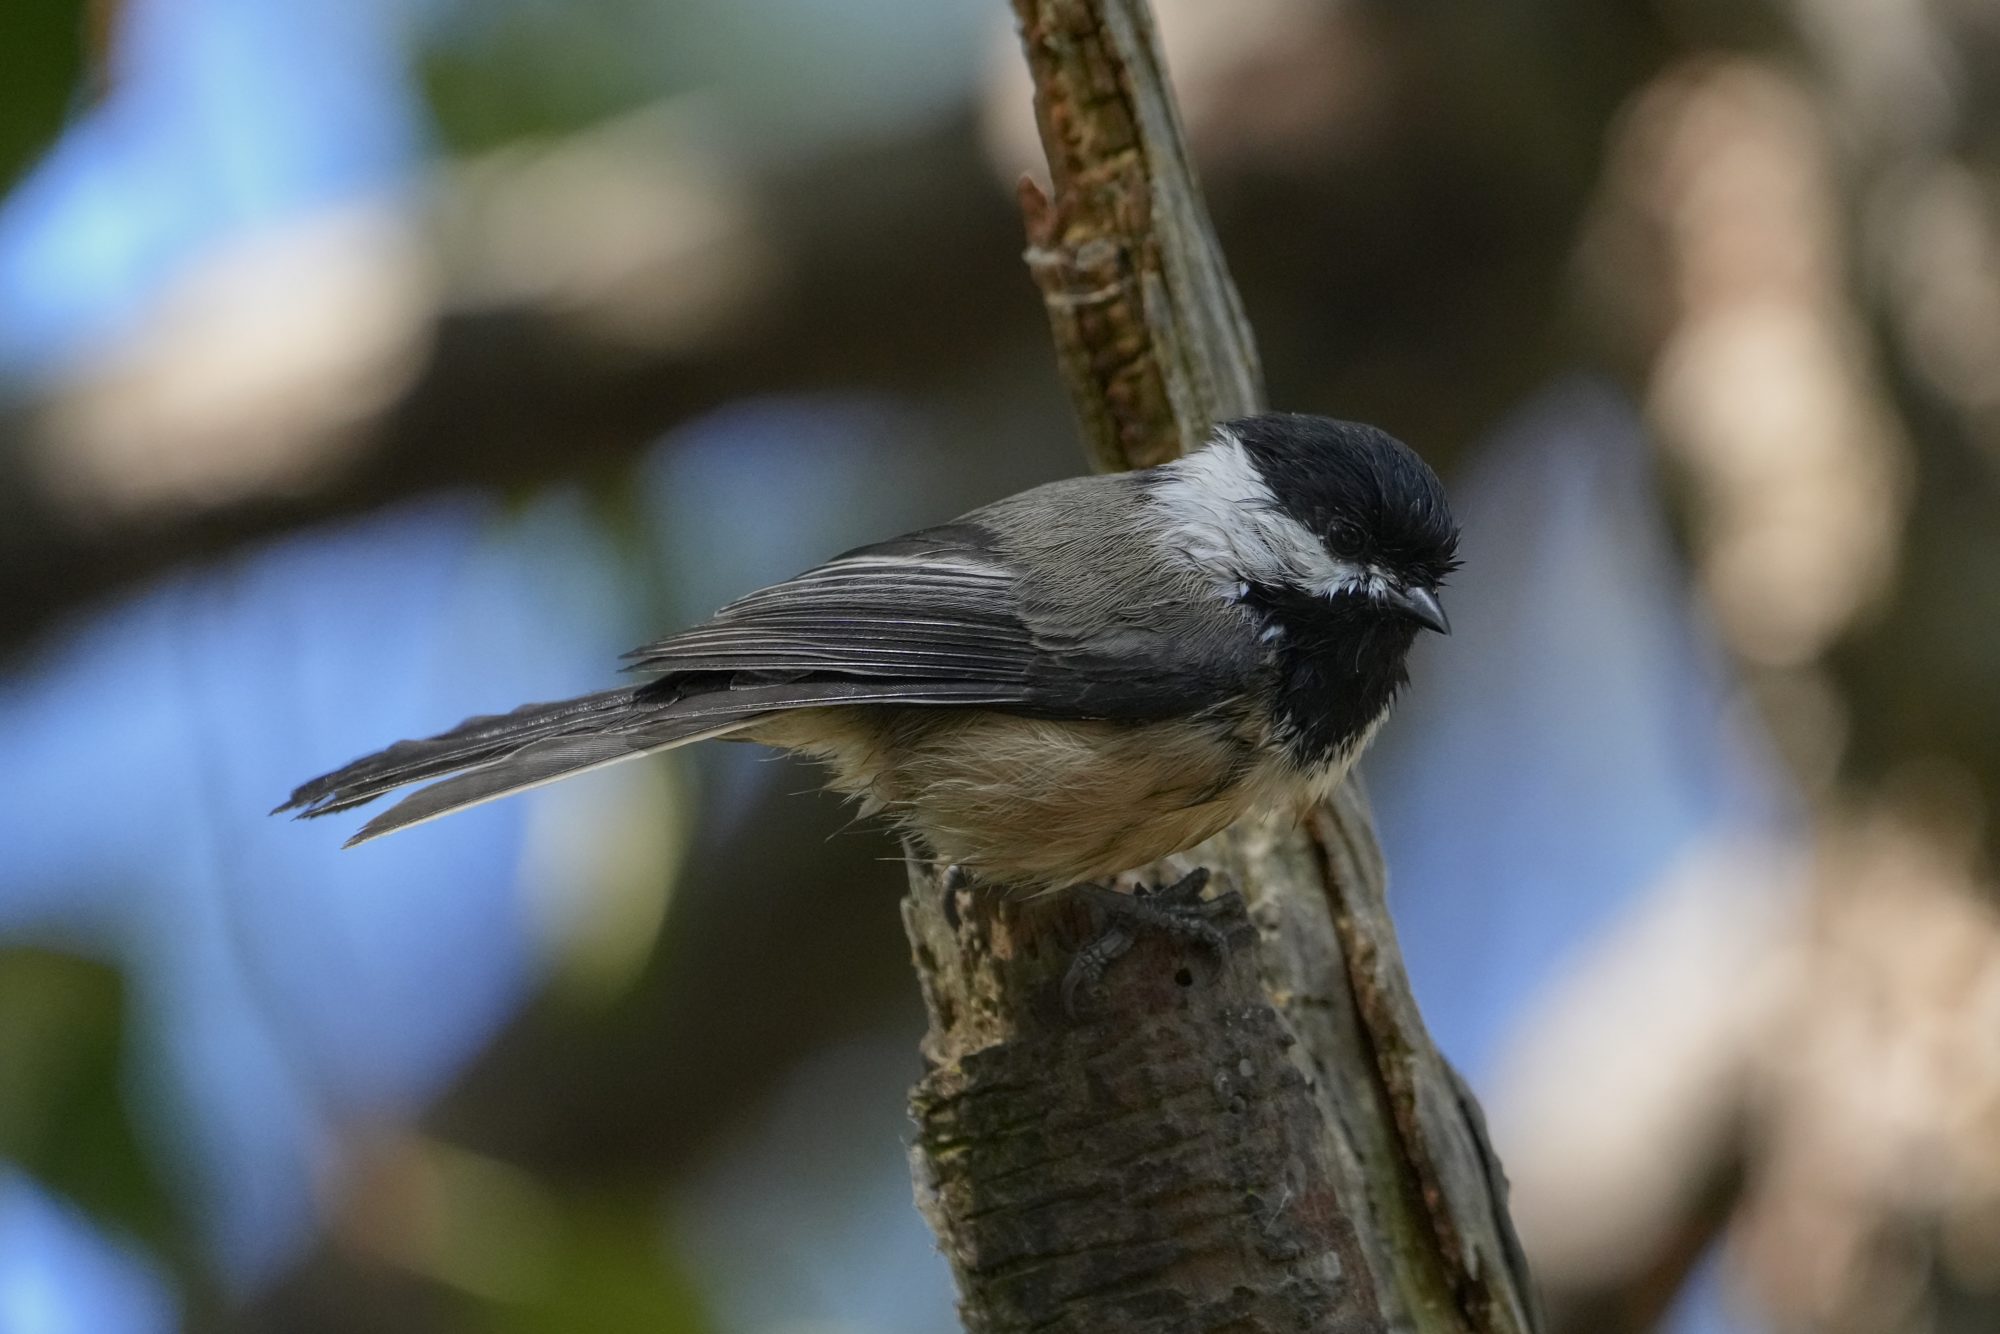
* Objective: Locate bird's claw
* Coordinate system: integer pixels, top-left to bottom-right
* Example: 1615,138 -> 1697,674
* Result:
1060,869 -> 1239,1018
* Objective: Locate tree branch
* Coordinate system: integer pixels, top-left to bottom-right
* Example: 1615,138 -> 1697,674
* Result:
902,2 -> 1543,1331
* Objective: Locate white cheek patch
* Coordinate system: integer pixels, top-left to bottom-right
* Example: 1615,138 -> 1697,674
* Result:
1150,428 -> 1371,597
1151,429 -> 1355,592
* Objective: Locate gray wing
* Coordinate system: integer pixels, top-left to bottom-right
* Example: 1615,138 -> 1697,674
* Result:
624,494 -> 1256,721
621,523 -> 1040,691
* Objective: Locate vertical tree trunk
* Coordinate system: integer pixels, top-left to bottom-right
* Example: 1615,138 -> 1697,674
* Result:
903,3 -> 1544,1331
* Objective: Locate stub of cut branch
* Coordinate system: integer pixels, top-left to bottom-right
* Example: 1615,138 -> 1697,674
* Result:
904,858 -> 1385,1332
904,1 -> 1542,1331
1010,0 -> 1263,469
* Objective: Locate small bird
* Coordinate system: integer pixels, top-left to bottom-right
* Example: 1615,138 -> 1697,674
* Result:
279,414 -> 1457,992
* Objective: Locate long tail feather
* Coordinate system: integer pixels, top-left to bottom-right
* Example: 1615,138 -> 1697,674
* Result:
341,714 -> 755,845
276,687 -> 652,819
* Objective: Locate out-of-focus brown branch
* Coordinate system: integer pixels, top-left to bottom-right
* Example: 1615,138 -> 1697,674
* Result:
901,2 -> 1541,1331
0,122 -> 1032,657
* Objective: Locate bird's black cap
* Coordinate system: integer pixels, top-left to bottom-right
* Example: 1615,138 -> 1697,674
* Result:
1228,414 -> 1460,587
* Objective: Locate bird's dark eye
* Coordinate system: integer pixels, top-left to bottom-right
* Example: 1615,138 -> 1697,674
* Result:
1319,531 -> 1366,565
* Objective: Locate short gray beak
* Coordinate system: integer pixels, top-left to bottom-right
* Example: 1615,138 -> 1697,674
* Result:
1387,585 -> 1450,635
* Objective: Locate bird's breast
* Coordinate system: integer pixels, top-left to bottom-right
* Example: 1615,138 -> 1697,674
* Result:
766,704 -> 1340,892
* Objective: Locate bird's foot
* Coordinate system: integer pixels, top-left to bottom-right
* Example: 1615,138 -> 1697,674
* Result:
1061,869 -> 1240,1018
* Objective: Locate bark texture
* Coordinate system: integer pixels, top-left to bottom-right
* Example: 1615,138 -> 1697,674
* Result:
903,2 -> 1544,1332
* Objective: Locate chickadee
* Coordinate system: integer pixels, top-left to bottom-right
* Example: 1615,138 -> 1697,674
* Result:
280,414 -> 1457,921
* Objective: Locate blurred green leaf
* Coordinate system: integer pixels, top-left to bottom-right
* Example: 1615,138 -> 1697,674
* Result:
418,0 -> 674,154
0,0 -> 88,189
346,1136 -> 709,1333
437,1186 -> 709,1334
483,1207 -> 709,1334
0,948 -> 181,1260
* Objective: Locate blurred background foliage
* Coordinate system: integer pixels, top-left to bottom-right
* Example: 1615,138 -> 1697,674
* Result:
0,0 -> 87,191
3,1 -> 2000,1332
0,950 -> 177,1263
